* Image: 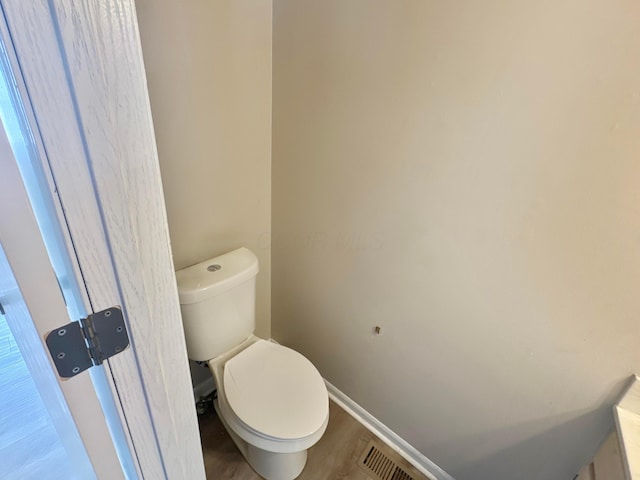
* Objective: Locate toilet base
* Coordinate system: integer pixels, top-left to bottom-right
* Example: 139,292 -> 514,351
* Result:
214,399 -> 308,480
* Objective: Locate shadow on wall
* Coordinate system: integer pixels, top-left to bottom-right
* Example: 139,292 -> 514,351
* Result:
436,378 -> 628,480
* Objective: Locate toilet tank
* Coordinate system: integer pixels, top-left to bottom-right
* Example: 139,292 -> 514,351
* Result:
176,247 -> 259,361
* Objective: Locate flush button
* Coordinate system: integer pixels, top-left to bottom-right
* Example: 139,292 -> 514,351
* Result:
207,264 -> 222,272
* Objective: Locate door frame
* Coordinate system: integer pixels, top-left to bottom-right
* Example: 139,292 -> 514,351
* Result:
0,116 -> 124,480
0,1 -> 205,479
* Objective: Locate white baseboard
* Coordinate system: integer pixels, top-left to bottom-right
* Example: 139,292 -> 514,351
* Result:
324,379 -> 455,480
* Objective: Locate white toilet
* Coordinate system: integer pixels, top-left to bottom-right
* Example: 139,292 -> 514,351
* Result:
176,247 -> 329,480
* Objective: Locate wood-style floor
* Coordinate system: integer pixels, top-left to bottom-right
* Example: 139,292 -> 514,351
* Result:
199,398 -> 429,480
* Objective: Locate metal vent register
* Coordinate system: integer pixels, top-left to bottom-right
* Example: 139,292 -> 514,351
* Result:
359,440 -> 414,480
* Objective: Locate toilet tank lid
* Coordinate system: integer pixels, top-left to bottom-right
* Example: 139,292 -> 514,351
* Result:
175,247 -> 259,304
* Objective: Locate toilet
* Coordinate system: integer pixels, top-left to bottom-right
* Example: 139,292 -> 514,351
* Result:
176,247 -> 329,480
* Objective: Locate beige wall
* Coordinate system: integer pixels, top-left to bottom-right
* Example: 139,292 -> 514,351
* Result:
136,0 -> 272,339
272,1 -> 640,479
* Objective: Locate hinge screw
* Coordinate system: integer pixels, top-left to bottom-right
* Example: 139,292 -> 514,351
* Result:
72,367 -> 80,374
104,310 -> 112,317
116,326 -> 123,333
57,352 -> 65,359
58,329 -> 66,336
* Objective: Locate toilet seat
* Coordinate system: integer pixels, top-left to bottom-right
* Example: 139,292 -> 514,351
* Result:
208,337 -> 329,454
223,340 -> 328,440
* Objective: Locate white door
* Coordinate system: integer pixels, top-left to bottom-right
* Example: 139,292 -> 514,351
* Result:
0,1 -> 205,479
0,117 -> 129,479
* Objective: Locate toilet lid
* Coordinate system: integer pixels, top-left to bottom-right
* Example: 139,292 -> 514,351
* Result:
223,340 -> 328,440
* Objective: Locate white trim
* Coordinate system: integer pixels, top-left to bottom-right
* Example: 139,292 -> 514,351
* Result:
324,380 -> 455,480
0,3 -> 162,477
0,1 -> 205,479
0,118 -> 123,479
614,375 -> 640,480
0,10 -> 138,477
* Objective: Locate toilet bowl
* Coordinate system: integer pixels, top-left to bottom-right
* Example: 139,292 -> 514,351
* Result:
176,247 -> 329,479
208,336 -> 328,479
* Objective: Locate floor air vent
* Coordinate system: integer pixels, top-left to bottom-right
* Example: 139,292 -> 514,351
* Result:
359,440 -> 414,480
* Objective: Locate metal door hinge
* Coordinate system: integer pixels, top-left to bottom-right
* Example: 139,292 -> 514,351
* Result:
46,306 -> 129,378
